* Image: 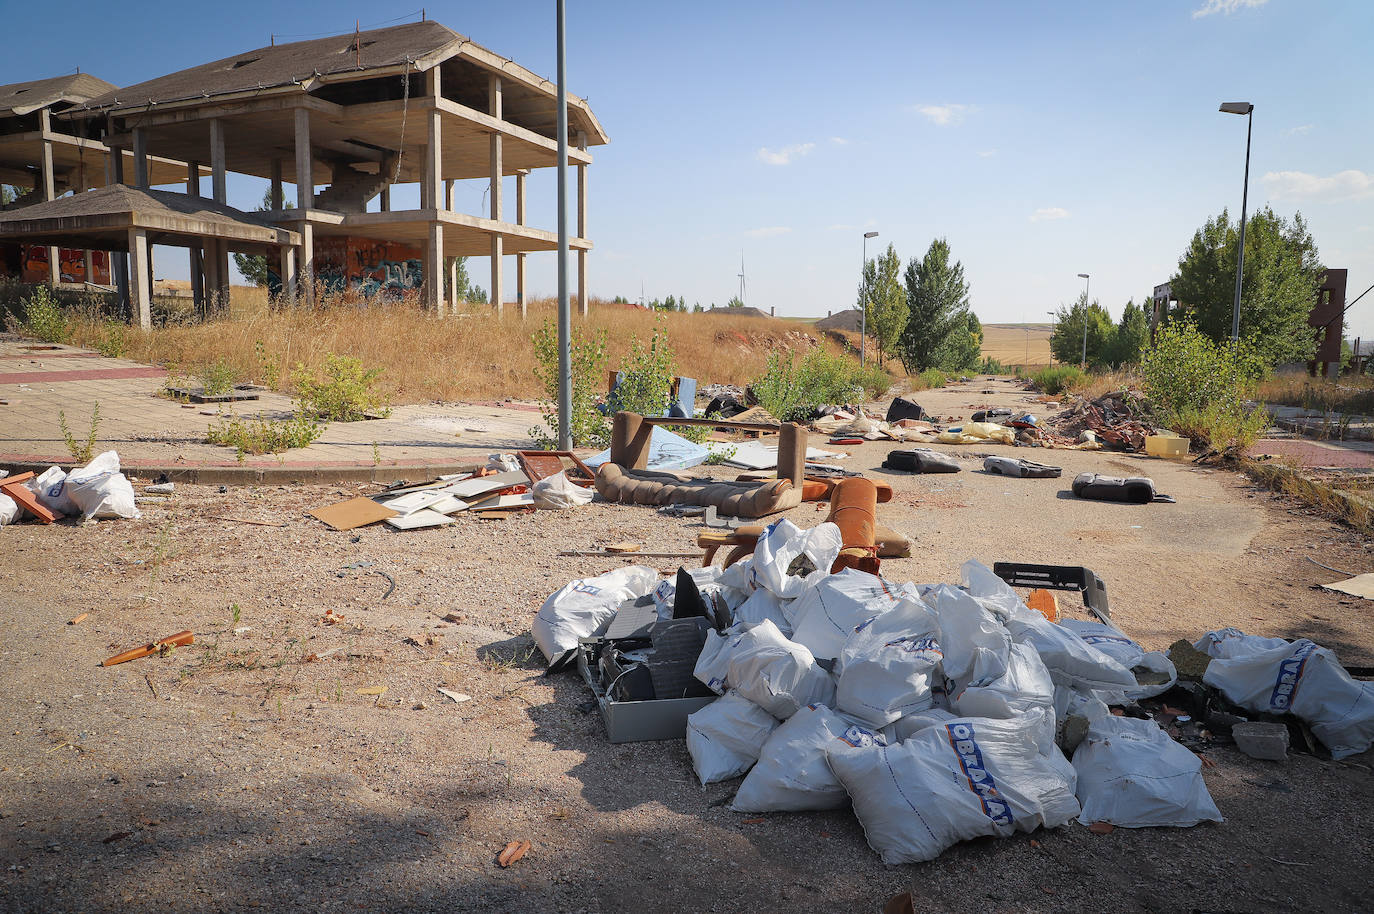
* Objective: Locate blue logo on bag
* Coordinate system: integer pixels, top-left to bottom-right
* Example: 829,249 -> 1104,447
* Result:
571,582 -> 602,596
885,635 -> 942,661
1079,633 -> 1134,647
47,482 -> 65,498
838,725 -> 882,748
1269,640 -> 1316,712
945,722 -> 1014,827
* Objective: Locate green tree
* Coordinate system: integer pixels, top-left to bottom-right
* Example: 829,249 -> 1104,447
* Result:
1104,300 -> 1149,366
1050,293 -> 1114,367
1170,206 -> 1323,367
726,295 -> 745,308
858,242 -> 908,363
897,238 -> 971,372
931,310 -> 983,372
232,190 -> 294,286
447,256 -> 474,301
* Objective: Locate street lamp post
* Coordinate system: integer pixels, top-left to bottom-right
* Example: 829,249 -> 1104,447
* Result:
1077,273 -> 1090,368
1220,101 -> 1254,343
860,231 -> 879,365
1047,310 -> 1056,364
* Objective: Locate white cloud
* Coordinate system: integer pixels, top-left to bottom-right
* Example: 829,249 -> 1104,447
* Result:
977,149 -> 997,158
914,104 -> 970,126
1029,207 -> 1070,222
1261,169 -> 1374,202
1282,124 -> 1314,136
745,226 -> 792,238
755,143 -> 815,166
1192,0 -> 1267,18
830,136 -> 849,146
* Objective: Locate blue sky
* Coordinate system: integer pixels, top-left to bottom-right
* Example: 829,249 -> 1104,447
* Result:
7,0 -> 1372,334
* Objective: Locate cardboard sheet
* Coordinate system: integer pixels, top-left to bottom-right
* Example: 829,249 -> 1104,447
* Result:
309,497 -> 397,531
1322,573 -> 1374,600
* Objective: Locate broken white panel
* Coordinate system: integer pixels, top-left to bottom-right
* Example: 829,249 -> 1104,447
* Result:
426,495 -> 470,515
468,492 -> 536,510
379,490 -> 455,515
385,509 -> 457,530
447,470 -> 530,498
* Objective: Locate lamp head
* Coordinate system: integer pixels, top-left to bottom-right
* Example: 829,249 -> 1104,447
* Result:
1219,101 -> 1253,115
863,231 -> 879,238
1077,273 -> 1089,279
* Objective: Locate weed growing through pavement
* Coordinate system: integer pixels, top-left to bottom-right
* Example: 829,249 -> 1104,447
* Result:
198,359 -> 239,397
59,400 -> 101,462
292,353 -> 391,421
207,411 -> 323,458
18,285 -> 71,343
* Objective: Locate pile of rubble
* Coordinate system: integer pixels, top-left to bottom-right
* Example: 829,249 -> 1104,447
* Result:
534,539 -> 1374,864
1049,390 -> 1159,452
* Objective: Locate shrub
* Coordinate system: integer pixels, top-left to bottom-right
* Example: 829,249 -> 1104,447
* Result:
207,412 -> 323,459
94,319 -> 127,358
1141,320 -> 1268,453
1030,365 -> 1087,396
978,356 -> 1006,375
199,359 -> 239,397
917,368 -> 947,389
59,401 -> 101,462
612,322 -> 675,418
292,353 -> 390,421
529,319 -> 610,448
751,347 -> 886,422
19,285 -> 71,343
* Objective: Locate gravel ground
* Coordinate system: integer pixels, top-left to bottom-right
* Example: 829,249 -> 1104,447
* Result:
3,379 -> 1373,914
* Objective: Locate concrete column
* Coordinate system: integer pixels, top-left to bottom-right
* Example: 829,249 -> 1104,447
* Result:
488,75 -> 503,315
215,239 -> 230,307
577,132 -> 588,316
186,160 -> 200,197
190,246 -> 204,313
445,178 -> 454,211
516,169 -> 527,318
39,110 -> 59,287
427,222 -> 444,313
209,119 -> 227,204
280,245 -> 297,308
128,227 -> 151,330
133,127 -> 149,188
83,250 -> 93,287
380,186 -> 390,212
300,222 -> 314,306
294,108 -> 312,209
270,159 -> 283,210
110,141 -> 125,185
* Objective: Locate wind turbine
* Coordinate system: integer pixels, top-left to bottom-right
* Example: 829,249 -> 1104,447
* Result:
737,252 -> 747,307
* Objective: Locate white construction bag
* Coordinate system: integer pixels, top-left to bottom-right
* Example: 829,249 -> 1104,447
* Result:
66,451 -> 140,520
887,707 -> 959,742
952,642 -> 1057,753
834,596 -> 943,727
694,619 -> 834,718
731,588 -> 793,634
532,565 -> 659,666
531,471 -> 594,509
1193,627 -> 1290,660
787,568 -> 912,661
1072,714 -> 1223,827
718,520 -> 842,600
925,584 -> 1011,690
1201,635 -> 1374,760
1060,619 -> 1177,700
26,465 -> 79,516
961,560 -> 1138,692
685,691 -> 781,784
731,704 -> 886,812
0,492 -> 18,526
826,710 -> 1080,864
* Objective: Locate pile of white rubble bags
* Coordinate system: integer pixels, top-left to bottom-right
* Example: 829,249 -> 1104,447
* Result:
534,520 -> 1374,864
0,451 -> 141,526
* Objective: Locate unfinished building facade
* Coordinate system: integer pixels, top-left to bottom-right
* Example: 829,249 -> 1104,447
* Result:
0,19 -> 605,326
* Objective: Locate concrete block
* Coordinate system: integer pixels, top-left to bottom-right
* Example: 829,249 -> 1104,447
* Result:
1232,721 -> 1289,761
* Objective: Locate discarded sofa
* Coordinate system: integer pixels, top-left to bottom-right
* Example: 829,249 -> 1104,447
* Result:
1071,472 -> 1173,504
983,456 -> 1062,479
595,463 -> 804,518
883,448 -> 960,474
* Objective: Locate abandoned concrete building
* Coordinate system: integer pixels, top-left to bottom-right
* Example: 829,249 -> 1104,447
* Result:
0,20 -> 606,327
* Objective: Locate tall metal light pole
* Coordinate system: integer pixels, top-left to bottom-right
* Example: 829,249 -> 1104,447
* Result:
1077,273 -> 1090,368
1220,101 -> 1254,343
555,0 -> 572,450
1047,311 -> 1057,364
860,231 -> 878,365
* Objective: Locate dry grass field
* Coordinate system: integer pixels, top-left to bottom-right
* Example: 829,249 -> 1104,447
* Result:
65,288 -> 830,404
981,322 -> 1054,366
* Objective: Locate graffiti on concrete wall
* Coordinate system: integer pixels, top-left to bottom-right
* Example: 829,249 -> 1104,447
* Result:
15,245 -> 110,284
268,236 -> 423,300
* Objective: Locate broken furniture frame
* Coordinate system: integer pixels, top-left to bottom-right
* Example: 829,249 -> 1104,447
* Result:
517,450 -> 596,487
609,411 -> 808,486
576,635 -> 714,743
992,562 -> 1111,625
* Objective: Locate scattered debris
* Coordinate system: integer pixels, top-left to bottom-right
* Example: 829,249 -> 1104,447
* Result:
497,839 -> 531,867
68,613 -> 89,626
356,686 -> 387,696
1232,721 -> 1290,761
437,688 -> 472,704
102,630 -> 194,666
309,497 -> 397,531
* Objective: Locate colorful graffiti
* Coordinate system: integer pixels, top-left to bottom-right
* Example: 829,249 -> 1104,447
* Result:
15,245 -> 110,285
267,236 -> 423,300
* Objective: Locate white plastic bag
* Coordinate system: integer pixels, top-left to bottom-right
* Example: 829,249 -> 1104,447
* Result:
1193,627 -> 1290,660
532,566 -> 659,666
887,707 -> 959,742
66,451 -> 140,520
953,642 -> 1057,754
731,704 -> 886,812
26,465 -> 79,516
1060,619 -> 1177,700
962,560 -> 1138,692
718,520 -> 842,600
0,492 -> 18,526
834,596 -> 943,727
787,568 -> 911,662
1072,715 -> 1223,827
685,691 -> 781,784
531,471 -> 594,509
826,710 -> 1080,864
925,584 -> 1011,689
694,619 -> 835,719
1202,636 -> 1374,760
731,588 -> 793,634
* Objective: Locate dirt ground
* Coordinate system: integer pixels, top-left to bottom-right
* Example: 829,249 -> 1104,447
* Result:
3,378 -> 1373,914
